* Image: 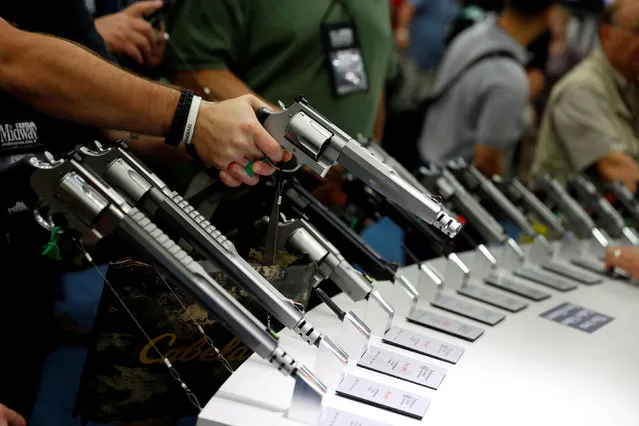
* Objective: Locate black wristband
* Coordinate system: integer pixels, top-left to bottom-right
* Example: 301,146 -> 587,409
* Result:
164,89 -> 194,147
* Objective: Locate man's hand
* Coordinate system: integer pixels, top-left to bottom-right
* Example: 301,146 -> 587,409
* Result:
604,246 -> 639,279
191,94 -> 293,187
0,404 -> 26,426
94,1 -> 165,66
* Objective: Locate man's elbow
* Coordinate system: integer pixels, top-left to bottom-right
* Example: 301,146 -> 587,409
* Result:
473,144 -> 504,177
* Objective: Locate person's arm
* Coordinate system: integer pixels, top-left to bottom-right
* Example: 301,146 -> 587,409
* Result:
0,18 -> 288,187
395,1 -> 417,49
552,85 -> 639,192
0,404 -> 26,426
373,92 -> 386,143
604,246 -> 639,279
0,18 -> 176,136
473,73 -> 529,177
173,69 -> 277,109
527,68 -> 545,101
102,130 -> 190,165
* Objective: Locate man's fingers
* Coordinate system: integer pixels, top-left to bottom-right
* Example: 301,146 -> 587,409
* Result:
253,127 -> 284,163
228,163 -> 259,186
219,170 -> 241,188
123,0 -> 164,17
122,40 -> 144,64
252,161 -> 277,176
129,17 -> 158,46
0,405 -> 26,426
125,26 -> 154,61
283,151 -> 293,162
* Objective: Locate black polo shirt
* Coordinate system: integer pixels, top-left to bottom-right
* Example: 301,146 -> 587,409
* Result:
0,0 -> 113,169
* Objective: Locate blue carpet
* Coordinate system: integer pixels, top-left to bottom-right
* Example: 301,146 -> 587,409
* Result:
32,218 -> 404,425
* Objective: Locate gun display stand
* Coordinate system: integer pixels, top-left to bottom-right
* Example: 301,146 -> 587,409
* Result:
499,238 -> 526,271
364,289 -> 394,336
390,274 -> 420,318
313,335 -> 349,389
541,230 -> 608,284
287,365 -> 327,424
338,312 -> 371,361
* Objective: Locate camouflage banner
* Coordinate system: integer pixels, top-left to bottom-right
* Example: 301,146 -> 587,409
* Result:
74,252 -> 316,424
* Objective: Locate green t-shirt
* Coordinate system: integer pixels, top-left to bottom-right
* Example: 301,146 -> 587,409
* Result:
166,0 -> 395,138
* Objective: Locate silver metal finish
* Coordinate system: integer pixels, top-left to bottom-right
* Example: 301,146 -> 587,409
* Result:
78,146 -> 324,347
473,244 -> 499,279
500,238 -> 526,271
277,218 -> 373,302
445,253 -> 471,289
261,100 -> 462,237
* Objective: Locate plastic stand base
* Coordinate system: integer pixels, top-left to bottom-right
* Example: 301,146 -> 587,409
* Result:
392,274 -> 419,318
499,238 -> 526,271
470,244 -> 498,279
525,235 -> 553,265
364,289 -> 394,336
419,263 -> 447,300
314,335 -> 349,389
287,364 -> 327,424
339,312 -> 371,360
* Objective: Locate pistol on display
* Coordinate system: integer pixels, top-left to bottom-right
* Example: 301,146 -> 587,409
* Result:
418,165 -> 509,246
258,96 -> 462,238
446,159 -> 538,240
23,153 -> 327,395
536,174 -> 610,246
492,175 -> 566,237
568,176 -> 639,246
74,143 -> 333,349
605,181 -> 639,226
283,178 -> 399,282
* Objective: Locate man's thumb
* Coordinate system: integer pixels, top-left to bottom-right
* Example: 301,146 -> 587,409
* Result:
123,0 -> 164,17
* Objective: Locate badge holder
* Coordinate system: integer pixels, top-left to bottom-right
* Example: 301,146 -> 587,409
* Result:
287,365 -> 328,424
554,230 -> 582,260
364,289 -> 395,337
321,0 -> 369,98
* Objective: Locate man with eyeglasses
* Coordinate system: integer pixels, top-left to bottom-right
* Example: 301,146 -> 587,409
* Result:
531,0 -> 639,191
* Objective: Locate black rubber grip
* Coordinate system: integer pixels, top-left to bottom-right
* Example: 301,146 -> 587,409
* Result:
256,107 -> 272,125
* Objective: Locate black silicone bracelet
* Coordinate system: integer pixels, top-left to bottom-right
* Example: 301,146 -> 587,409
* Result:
164,89 -> 194,147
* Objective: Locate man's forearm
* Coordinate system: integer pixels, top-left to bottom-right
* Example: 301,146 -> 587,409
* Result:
596,153 -> 639,193
103,130 -> 190,165
174,69 -> 277,109
0,20 -> 178,137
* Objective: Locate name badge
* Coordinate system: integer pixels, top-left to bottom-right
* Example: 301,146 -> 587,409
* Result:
321,15 -> 369,97
357,346 -> 446,390
336,375 -> 430,420
516,264 -> 580,291
407,309 -> 484,342
431,294 -> 506,326
457,284 -> 528,313
383,326 -> 464,364
484,271 -> 551,301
